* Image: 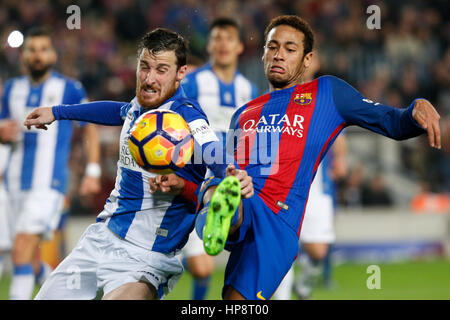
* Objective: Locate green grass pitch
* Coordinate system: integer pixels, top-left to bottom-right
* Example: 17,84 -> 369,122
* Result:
1,259 -> 449,300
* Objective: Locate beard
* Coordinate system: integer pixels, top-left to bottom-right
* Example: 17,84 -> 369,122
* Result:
27,61 -> 53,81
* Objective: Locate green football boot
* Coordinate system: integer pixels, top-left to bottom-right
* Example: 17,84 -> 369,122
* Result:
203,176 -> 241,256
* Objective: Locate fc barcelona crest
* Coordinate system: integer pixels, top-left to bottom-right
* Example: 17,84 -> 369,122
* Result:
294,93 -> 312,105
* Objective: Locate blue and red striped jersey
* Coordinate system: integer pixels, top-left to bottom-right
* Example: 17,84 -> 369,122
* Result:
228,75 -> 425,236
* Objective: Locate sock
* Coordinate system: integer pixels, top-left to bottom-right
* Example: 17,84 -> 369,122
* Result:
192,276 -> 210,300
10,264 -> 35,300
195,204 -> 210,239
322,245 -> 333,287
35,261 -> 52,286
294,254 -> 323,299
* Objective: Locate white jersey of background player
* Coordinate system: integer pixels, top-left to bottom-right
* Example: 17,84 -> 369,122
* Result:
0,28 -> 101,300
180,17 -> 258,300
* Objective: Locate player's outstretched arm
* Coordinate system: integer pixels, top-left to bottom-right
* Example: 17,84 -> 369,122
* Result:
24,101 -> 127,130
327,75 -> 441,148
411,99 -> 441,149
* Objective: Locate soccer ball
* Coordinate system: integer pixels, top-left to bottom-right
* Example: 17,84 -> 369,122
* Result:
128,109 -> 194,174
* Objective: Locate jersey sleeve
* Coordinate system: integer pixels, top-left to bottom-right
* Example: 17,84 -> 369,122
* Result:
326,75 -> 426,140
52,101 -> 128,126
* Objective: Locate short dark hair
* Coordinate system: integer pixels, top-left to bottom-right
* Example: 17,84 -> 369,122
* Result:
264,15 -> 315,56
24,27 -> 52,40
209,17 -> 242,41
137,28 -> 188,69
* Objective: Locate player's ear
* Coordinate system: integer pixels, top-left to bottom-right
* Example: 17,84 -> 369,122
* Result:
303,51 -> 314,68
237,41 -> 244,56
50,48 -> 58,64
176,65 -> 188,82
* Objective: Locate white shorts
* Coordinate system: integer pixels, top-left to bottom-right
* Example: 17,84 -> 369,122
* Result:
300,194 -> 335,244
9,189 -> 64,240
182,229 -> 207,258
0,184 -> 12,250
35,223 -> 184,300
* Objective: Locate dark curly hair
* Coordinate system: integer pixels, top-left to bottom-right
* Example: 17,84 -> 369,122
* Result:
138,28 -> 189,69
264,15 -> 315,56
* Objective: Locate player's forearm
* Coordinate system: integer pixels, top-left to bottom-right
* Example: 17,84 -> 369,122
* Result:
382,100 -> 426,140
83,123 -> 101,178
52,101 -> 126,126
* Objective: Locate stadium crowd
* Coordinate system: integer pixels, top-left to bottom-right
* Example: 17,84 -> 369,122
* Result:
0,0 -> 448,214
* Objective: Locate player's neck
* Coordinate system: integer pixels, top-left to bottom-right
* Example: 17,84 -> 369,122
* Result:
269,80 -> 303,92
269,74 -> 308,92
211,62 -> 237,84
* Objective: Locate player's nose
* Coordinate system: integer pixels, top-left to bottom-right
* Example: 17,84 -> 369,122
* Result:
273,51 -> 284,61
143,70 -> 157,85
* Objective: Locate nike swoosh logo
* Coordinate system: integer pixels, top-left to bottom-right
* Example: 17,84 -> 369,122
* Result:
256,291 -> 266,300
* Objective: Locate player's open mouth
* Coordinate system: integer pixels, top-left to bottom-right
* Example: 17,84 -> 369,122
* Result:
270,66 -> 285,73
142,88 -> 158,97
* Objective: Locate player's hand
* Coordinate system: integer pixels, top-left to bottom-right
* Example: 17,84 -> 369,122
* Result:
412,99 -> 441,149
79,176 -> 101,196
23,107 -> 55,130
148,173 -> 185,195
226,164 -> 254,199
0,120 -> 21,143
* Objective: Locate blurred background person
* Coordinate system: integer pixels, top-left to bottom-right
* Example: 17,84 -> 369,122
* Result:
0,27 -> 101,299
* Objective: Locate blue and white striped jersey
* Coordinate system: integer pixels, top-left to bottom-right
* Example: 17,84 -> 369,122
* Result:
181,63 -> 259,133
95,88 -> 219,253
0,71 -> 86,194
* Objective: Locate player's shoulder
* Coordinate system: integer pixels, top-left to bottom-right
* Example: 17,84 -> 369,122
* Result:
2,76 -> 27,99
317,75 -> 349,87
171,95 -> 205,115
183,64 -> 212,82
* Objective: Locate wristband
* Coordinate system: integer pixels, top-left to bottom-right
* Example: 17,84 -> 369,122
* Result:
180,179 -> 198,204
85,162 -> 101,178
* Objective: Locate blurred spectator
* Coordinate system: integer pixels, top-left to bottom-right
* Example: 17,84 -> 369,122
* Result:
361,174 -> 393,207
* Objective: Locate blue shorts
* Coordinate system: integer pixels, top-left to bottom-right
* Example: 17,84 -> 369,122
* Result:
223,194 -> 299,300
